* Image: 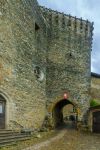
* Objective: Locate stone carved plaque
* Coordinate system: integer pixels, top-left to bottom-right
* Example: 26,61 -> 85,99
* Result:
34,66 -> 44,81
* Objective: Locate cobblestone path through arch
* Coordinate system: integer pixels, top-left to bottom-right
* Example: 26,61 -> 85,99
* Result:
40,127 -> 100,150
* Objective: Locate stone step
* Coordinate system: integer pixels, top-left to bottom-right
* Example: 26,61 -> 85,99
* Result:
0,136 -> 31,147
0,134 -> 31,141
0,133 -> 21,137
0,130 -> 19,134
0,130 -> 32,147
0,129 -> 12,131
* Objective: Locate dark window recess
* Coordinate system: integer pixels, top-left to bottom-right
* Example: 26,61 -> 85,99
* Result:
35,23 -> 40,31
69,52 -> 72,57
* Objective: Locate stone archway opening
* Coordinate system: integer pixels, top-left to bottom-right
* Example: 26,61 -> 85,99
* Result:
52,99 -> 77,128
0,95 -> 6,129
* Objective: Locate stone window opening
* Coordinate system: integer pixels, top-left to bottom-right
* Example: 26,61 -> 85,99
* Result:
35,22 -> 40,48
35,23 -> 40,31
35,23 -> 40,39
69,52 -> 72,57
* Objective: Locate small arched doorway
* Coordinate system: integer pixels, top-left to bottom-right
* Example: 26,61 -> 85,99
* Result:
52,99 -> 77,128
0,95 -> 6,129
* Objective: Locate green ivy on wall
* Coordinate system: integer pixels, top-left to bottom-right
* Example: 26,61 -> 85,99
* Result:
90,99 -> 100,107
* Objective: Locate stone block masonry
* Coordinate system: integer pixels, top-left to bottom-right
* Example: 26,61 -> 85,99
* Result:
0,0 -> 47,129
41,6 -> 93,126
0,0 -> 93,130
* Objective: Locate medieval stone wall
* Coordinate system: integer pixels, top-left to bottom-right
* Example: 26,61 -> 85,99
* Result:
0,0 -> 47,129
0,0 -> 94,130
91,74 -> 100,103
41,7 -> 93,121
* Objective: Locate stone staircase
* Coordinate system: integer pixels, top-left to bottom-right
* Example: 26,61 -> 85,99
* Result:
0,129 -> 31,147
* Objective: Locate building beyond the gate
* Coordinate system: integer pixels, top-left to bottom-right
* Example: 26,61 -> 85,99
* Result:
91,73 -> 100,103
0,0 -> 93,129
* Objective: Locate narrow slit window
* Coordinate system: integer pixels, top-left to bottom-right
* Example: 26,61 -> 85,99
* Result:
35,23 -> 40,31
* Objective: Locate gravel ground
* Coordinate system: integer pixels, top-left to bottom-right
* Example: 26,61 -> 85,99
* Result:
24,122 -> 100,150
41,129 -> 100,150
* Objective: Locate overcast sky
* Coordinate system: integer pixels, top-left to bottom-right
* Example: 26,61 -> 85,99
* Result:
38,0 -> 100,74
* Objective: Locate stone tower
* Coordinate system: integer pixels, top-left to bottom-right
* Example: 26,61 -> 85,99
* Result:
41,7 -> 94,128
0,0 -> 93,130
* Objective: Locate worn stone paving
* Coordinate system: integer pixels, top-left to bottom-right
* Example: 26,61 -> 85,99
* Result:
23,129 -> 66,150
24,122 -> 100,150
40,129 -> 100,150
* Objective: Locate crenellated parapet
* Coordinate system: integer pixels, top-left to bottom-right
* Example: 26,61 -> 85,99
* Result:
40,6 -> 94,50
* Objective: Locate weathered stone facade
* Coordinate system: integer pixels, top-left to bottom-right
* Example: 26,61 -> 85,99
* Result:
88,105 -> 100,132
0,0 -> 93,130
91,73 -> 100,103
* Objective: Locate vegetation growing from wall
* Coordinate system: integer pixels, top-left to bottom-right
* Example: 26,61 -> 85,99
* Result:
90,99 -> 100,107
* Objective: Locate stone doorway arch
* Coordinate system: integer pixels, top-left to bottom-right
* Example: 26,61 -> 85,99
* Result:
52,99 -> 77,128
0,95 -> 6,129
47,98 -> 78,129
0,90 -> 11,129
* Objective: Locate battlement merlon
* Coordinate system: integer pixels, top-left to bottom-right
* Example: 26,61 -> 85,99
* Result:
40,6 -> 94,41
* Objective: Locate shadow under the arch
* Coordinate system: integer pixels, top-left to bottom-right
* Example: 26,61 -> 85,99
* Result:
52,99 -> 77,131
55,121 -> 77,131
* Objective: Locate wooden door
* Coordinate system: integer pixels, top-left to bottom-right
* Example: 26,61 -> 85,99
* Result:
0,100 -> 5,129
93,111 -> 100,133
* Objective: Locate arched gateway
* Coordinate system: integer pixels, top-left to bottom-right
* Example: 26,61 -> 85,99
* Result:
46,98 -> 78,129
